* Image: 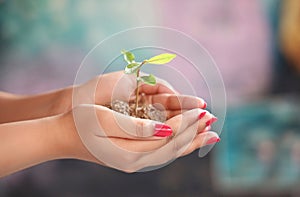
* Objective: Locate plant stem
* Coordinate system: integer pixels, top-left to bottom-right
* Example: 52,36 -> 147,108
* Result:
134,61 -> 146,116
135,69 -> 140,116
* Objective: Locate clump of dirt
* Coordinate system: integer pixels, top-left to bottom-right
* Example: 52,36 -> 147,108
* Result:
106,97 -> 166,122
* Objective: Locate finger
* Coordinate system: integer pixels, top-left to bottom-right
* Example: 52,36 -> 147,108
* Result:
181,131 -> 220,157
146,94 -> 206,110
196,111 -> 216,132
165,109 -> 186,119
95,105 -> 173,139
108,135 -> 169,153
139,84 -> 176,95
130,119 -> 200,171
138,74 -> 178,95
107,109 -> 216,153
165,109 -> 216,121
135,110 -> 215,160
166,108 -> 213,136
198,125 -> 211,134
155,77 -> 179,94
107,110 -> 217,172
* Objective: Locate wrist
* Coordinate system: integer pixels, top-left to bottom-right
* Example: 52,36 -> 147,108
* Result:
0,115 -> 72,176
53,110 -> 98,162
48,87 -> 73,116
0,88 -> 73,123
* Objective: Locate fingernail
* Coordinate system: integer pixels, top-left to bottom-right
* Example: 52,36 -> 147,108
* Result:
205,117 -> 218,126
202,102 -> 207,109
205,136 -> 221,145
198,111 -> 206,119
154,123 -> 173,137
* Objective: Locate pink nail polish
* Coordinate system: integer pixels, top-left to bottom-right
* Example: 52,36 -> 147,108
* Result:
211,117 -> 218,124
202,102 -> 207,109
154,124 -> 173,137
206,137 -> 221,145
198,111 -> 206,119
205,117 -> 218,126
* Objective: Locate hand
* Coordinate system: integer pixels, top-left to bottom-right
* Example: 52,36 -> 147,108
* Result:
67,71 -> 215,172
62,100 -> 219,173
0,71 -> 219,177
0,71 -> 205,123
73,70 -> 198,106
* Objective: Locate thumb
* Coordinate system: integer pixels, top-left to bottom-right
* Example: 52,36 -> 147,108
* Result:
73,104 -> 173,140
108,109 -> 173,139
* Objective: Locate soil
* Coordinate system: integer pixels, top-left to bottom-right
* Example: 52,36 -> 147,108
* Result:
105,97 -> 166,122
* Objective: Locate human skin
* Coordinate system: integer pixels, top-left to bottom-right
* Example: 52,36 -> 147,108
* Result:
0,71 -> 219,177
0,71 -> 207,123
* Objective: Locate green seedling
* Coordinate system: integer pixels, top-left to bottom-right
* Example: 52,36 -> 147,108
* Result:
121,50 -> 177,115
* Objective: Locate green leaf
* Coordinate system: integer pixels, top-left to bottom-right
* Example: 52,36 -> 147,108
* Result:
124,63 -> 140,74
145,53 -> 176,64
121,50 -> 135,63
139,74 -> 156,85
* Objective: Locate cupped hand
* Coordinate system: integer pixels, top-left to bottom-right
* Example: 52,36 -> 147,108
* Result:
73,71 -> 207,109
67,102 -> 218,173
67,71 -> 219,172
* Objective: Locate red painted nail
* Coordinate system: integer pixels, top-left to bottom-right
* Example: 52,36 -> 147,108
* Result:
198,111 -> 206,119
202,102 -> 207,109
211,117 -> 218,124
205,137 -> 221,145
205,117 -> 218,126
154,124 -> 173,137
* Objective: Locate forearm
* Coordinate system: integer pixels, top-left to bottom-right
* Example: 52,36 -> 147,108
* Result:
0,115 -> 67,177
0,111 -> 101,178
0,88 -> 73,123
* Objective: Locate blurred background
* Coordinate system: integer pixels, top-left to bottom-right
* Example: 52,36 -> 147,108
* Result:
1,0 -> 300,196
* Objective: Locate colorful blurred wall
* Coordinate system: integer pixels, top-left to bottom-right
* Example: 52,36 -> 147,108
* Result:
1,0 -> 300,196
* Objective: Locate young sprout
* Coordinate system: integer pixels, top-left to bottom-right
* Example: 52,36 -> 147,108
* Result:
121,50 -> 177,115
